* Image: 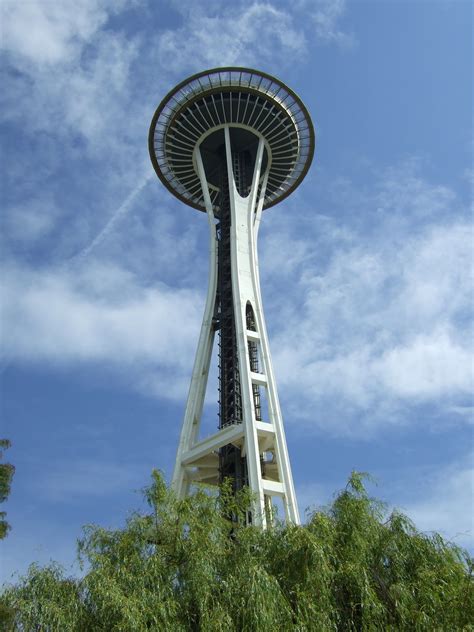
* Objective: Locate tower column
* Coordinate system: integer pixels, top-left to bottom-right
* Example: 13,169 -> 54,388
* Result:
224,126 -> 299,525
171,148 -> 218,500
172,125 -> 300,525
224,126 -> 267,525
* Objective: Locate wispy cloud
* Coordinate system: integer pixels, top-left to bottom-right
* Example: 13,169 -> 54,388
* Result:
0,1 -> 469,443
1,1 -> 141,153
0,0 -> 158,276
3,157 -> 471,429
1,262 -> 202,399
296,0 -> 355,48
156,0 -> 354,76
0,0 -> 123,65
261,161 -> 473,434
2,195 -> 63,245
156,2 -> 307,73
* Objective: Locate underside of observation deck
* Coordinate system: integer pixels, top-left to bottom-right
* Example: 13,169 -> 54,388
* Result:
149,67 -> 314,212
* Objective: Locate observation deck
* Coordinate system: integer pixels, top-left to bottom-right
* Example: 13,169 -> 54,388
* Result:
149,67 -> 315,213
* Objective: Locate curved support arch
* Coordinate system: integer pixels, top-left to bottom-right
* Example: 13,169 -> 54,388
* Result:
171,146 -> 218,498
224,125 -> 300,526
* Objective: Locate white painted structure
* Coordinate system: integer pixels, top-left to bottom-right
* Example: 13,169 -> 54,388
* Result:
149,68 -> 314,528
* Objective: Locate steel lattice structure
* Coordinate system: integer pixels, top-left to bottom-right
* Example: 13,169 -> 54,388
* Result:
149,67 -> 314,526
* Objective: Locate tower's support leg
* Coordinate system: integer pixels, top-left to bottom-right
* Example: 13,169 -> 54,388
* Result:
171,149 -> 218,499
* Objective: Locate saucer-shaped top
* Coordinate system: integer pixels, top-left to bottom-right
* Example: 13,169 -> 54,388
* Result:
149,67 -> 315,212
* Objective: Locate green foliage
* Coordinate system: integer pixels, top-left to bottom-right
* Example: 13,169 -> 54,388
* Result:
1,471 -> 472,631
0,439 -> 15,540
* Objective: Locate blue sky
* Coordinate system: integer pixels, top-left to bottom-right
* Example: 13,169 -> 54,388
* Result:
1,0 -> 472,582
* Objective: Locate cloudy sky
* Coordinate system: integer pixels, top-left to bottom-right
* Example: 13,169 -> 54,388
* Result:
1,0 -> 472,582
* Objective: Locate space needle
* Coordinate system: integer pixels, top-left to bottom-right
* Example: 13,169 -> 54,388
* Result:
149,67 -> 314,526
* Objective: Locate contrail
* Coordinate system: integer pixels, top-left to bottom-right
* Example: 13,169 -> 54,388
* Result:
73,171 -> 154,262
1,173 -> 155,376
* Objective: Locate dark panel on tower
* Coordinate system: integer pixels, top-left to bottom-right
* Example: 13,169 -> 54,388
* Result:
216,146 -> 253,492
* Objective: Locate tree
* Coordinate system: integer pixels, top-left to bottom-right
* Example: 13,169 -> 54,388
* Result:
0,439 -> 15,540
1,471 -> 472,631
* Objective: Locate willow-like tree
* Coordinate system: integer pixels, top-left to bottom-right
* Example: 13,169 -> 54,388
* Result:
1,471 -> 472,631
0,439 -> 15,540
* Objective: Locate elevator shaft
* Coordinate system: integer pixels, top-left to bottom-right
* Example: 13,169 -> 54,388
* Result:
216,148 -> 253,492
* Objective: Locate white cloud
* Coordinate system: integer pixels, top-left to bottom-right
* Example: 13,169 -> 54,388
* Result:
446,405 -> 474,422
156,2 -> 307,73
1,1 -> 158,277
272,223 -> 472,400
0,0 -> 127,65
262,164 -> 473,433
374,328 -> 472,398
3,195 -> 63,244
1,262 -> 202,398
159,0 -> 354,73
6,32 -> 139,149
1,1 -> 142,157
0,0 -> 468,441
3,159 -> 471,428
374,159 -> 456,220
307,0 -> 355,48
